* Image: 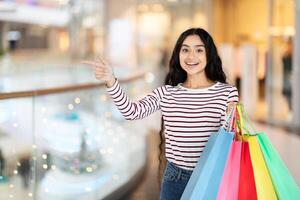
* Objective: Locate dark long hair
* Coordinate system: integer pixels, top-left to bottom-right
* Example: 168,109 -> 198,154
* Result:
158,28 -> 227,183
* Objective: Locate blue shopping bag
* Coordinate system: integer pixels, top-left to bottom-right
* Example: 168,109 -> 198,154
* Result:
181,127 -> 234,200
181,131 -> 218,199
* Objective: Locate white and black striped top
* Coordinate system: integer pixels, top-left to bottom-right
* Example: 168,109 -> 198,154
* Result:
107,80 -> 239,170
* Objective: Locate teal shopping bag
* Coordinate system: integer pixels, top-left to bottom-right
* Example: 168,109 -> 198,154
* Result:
257,133 -> 300,199
181,127 -> 234,200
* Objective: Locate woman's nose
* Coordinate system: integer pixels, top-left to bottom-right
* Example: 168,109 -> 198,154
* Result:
187,50 -> 196,59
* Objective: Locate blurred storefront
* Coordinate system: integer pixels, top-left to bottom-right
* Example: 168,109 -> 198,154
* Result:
212,0 -> 299,131
0,0 -> 70,52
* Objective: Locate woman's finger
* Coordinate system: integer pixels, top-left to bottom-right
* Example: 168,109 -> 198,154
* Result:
80,60 -> 97,66
95,72 -> 104,77
95,70 -> 106,76
95,71 -> 105,75
81,60 -> 105,69
94,66 -> 106,71
96,57 -> 105,66
98,57 -> 109,66
95,63 -> 106,69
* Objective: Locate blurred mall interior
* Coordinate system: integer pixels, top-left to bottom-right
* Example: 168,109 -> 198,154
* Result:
0,0 -> 299,199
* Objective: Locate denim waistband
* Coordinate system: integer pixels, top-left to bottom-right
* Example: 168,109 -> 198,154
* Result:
166,161 -> 193,180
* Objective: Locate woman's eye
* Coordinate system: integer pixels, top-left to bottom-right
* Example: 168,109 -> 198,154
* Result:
181,48 -> 188,53
197,49 -> 204,53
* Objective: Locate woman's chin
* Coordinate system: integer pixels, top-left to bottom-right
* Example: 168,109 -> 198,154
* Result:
183,68 -> 204,76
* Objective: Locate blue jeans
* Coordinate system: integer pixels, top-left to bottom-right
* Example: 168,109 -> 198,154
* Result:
160,161 -> 193,200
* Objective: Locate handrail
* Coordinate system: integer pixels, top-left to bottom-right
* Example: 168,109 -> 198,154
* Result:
0,72 -> 145,100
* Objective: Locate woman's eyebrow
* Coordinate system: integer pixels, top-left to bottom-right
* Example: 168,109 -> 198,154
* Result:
182,44 -> 205,47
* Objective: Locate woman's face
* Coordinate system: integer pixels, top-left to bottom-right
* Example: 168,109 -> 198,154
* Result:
179,35 -> 207,76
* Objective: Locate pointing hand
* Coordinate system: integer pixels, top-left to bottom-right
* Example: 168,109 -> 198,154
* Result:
81,57 -> 116,87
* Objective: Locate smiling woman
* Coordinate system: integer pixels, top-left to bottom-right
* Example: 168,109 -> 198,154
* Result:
179,35 -> 207,82
82,28 -> 239,200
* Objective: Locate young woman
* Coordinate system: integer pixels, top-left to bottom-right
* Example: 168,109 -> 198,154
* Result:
82,28 -> 239,200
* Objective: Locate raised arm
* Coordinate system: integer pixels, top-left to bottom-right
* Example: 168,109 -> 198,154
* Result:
106,80 -> 164,120
81,57 -> 164,120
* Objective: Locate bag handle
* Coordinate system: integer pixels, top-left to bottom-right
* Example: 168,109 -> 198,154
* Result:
226,103 -> 245,140
236,103 -> 258,135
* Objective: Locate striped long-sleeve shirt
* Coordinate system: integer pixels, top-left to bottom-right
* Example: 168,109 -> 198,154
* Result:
107,80 -> 239,170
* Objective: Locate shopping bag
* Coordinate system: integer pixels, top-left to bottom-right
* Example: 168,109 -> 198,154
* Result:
238,141 -> 257,200
216,140 -> 242,200
181,127 -> 234,200
242,135 -> 278,200
258,133 -> 300,199
217,104 -> 257,200
181,104 -> 236,200
180,131 -> 218,199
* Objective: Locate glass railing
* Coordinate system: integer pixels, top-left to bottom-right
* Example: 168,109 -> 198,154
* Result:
0,67 -> 154,200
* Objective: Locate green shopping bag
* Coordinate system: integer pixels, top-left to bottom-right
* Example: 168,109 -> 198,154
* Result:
258,133 -> 300,199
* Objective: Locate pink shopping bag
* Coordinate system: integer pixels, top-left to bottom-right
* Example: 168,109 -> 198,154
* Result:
216,140 -> 242,200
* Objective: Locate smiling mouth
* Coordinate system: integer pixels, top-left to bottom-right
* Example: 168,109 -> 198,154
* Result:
185,62 -> 199,66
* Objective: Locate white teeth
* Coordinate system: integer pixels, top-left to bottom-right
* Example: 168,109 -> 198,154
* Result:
186,63 -> 198,65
